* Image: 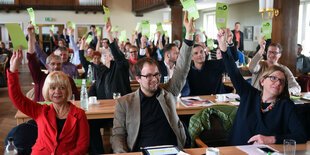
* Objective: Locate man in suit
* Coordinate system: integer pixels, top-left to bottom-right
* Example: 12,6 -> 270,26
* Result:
110,11 -> 194,153
60,28 -> 70,48
158,43 -> 179,83
232,22 -> 244,51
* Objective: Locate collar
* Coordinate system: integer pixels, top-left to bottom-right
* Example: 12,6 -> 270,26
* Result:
139,88 -> 160,102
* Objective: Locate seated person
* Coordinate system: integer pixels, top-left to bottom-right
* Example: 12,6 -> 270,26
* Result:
296,44 -> 310,75
217,28 -> 306,145
8,49 -> 89,154
158,43 -> 179,83
27,24 -> 79,101
110,11 -> 194,153
186,30 -> 238,96
249,38 -> 301,95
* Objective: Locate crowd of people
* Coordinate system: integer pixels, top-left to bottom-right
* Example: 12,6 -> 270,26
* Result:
3,10 -> 309,154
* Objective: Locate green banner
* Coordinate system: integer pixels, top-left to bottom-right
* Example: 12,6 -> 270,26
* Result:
141,20 -> 150,38
262,21 -> 272,39
156,22 -> 163,32
135,22 -> 141,31
207,39 -> 214,50
5,23 -> 28,50
103,5 -> 110,22
180,0 -> 199,20
215,3 -> 229,30
96,26 -> 102,37
86,35 -> 93,45
199,26 -> 204,33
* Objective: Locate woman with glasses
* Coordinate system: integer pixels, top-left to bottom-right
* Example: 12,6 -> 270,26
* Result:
8,49 -> 89,154
249,37 -> 300,95
217,29 -> 306,145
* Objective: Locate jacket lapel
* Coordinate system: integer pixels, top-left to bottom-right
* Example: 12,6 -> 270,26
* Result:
128,89 -> 141,150
58,102 -> 77,140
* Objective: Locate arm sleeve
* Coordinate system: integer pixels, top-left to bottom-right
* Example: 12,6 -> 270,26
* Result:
27,53 -> 46,84
69,36 -> 81,65
228,45 -> 239,61
67,111 -> 90,154
301,57 -> 310,74
35,42 -> 48,66
221,49 -> 253,98
111,100 -> 129,153
88,82 -> 97,97
79,50 -> 91,75
283,66 -> 301,93
7,70 -> 43,120
249,51 -> 263,74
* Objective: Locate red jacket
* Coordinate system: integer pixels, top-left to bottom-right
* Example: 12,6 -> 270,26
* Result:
8,70 -> 89,155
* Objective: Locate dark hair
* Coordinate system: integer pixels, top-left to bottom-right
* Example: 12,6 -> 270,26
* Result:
102,38 -> 109,41
260,65 -> 289,99
163,43 -> 177,56
90,25 -> 96,29
93,51 -> 101,57
133,57 -> 159,77
55,46 -> 68,53
269,43 -> 283,53
193,44 -> 204,49
87,47 -> 95,51
235,22 -> 240,25
130,45 -> 139,52
297,44 -> 302,48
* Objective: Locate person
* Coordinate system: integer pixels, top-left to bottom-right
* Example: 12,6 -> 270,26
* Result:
217,28 -> 307,145
186,30 -> 238,96
8,49 -> 90,154
88,18 -> 132,99
87,25 -> 98,48
249,38 -> 301,95
60,28 -> 70,48
68,27 -> 81,65
128,45 -> 138,80
27,24 -> 80,101
110,11 -> 194,153
296,44 -> 310,75
231,22 -> 244,51
158,43 -> 179,83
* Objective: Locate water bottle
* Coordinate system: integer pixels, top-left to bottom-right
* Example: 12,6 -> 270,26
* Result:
4,137 -> 18,155
80,79 -> 88,111
87,64 -> 94,83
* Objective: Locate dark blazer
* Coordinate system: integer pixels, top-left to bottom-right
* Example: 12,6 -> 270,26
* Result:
8,71 -> 89,155
158,61 -> 168,83
232,30 -> 244,51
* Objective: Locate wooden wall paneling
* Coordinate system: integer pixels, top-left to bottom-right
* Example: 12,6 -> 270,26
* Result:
132,0 -> 167,16
170,1 -> 182,42
272,0 -> 299,75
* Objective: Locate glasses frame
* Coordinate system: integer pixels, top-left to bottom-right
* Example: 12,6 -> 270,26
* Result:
265,75 -> 285,84
140,73 -> 162,80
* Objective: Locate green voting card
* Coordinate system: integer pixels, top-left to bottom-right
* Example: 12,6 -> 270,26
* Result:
50,25 -> 54,31
141,20 -> 150,38
216,3 -> 229,30
103,5 -> 110,22
27,8 -> 36,26
135,22 -> 141,31
262,21 -> 272,39
156,22 -> 163,32
119,30 -> 127,42
164,30 -> 169,38
112,26 -> 119,32
180,0 -> 199,20
207,39 -> 214,50
5,23 -> 28,50
67,21 -> 76,29
199,26 -> 204,33
96,26 -> 102,37
86,35 -> 93,45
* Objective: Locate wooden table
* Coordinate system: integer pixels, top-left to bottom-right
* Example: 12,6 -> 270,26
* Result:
104,141 -> 310,155
15,95 -> 231,125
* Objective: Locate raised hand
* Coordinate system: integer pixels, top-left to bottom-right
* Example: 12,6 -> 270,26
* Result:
217,28 -> 228,52
80,36 -> 86,50
10,49 -> 23,73
68,27 -> 74,36
227,28 -> 234,44
27,23 -> 35,37
258,37 -> 266,55
183,11 -> 195,40
104,18 -> 114,42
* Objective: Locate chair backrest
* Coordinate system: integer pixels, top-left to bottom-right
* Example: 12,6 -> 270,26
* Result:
188,105 -> 238,147
296,75 -> 310,92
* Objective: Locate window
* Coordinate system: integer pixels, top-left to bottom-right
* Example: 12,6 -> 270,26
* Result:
203,12 -> 218,40
150,23 -> 171,43
298,1 -> 310,56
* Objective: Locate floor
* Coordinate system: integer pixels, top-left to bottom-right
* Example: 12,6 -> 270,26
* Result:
0,64 -> 33,153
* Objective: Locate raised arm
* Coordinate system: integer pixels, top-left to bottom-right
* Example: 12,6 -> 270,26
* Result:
249,37 -> 266,73
79,37 -> 91,73
68,28 -> 81,65
283,66 -> 301,94
164,11 -> 194,96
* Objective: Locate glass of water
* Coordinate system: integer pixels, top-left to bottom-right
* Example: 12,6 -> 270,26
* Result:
283,139 -> 296,155
113,92 -> 121,99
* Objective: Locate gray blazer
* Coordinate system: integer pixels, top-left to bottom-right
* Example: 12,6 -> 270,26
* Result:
111,41 -> 193,153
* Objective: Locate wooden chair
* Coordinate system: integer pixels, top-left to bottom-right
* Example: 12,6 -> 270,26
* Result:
0,54 -> 8,79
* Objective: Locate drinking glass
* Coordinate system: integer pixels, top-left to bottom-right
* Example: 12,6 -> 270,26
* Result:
113,92 -> 121,99
283,139 -> 296,155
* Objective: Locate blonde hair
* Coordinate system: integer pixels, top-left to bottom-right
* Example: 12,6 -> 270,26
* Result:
42,71 -> 72,102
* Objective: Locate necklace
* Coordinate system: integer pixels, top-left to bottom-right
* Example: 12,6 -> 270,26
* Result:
261,101 -> 276,113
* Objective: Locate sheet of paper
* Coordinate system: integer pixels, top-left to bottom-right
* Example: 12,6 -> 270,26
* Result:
181,96 -> 215,107
96,26 -> 102,37
180,0 -> 199,20
199,26 -> 204,33
156,22 -> 163,32
262,21 -> 272,39
141,20 -> 150,38
85,35 -> 93,45
207,39 -> 214,50
112,25 -> 119,32
119,30 -> 127,42
50,24 -> 54,31
5,23 -> 28,50
216,3 -> 229,29
103,5 -> 110,22
236,144 -> 278,155
27,8 -> 36,26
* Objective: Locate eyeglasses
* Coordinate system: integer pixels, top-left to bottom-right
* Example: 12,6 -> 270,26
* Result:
140,73 -> 161,80
102,41 -> 108,44
265,75 -> 285,84
129,51 -> 137,53
268,51 -> 280,55
49,62 -> 62,66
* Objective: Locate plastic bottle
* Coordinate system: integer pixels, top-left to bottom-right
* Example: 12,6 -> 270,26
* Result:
4,137 -> 18,155
80,79 -> 88,111
87,64 -> 93,83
